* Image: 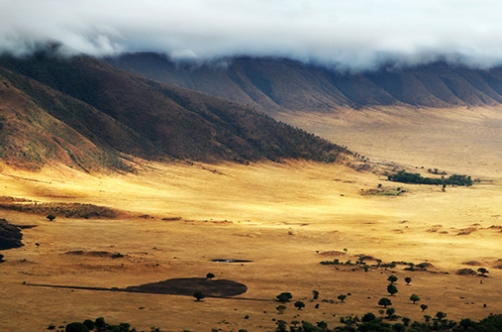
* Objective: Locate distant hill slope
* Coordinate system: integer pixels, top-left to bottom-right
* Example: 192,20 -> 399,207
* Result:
0,54 -> 347,171
108,53 -> 502,111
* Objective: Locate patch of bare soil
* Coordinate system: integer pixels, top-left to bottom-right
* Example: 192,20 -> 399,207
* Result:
125,278 -> 248,297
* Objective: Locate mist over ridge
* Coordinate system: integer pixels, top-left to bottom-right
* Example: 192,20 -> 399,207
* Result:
3,0 -> 502,72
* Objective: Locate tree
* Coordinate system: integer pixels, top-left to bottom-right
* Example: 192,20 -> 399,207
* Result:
193,291 -> 205,301
416,263 -> 428,271
337,294 -> 347,303
435,312 -> 447,321
276,305 -> 286,314
477,267 -> 489,276
206,272 -> 215,280
460,318 -> 475,330
361,312 -> 377,322
294,300 -> 305,310
47,214 -> 56,222
312,290 -> 319,300
386,308 -> 396,319
276,292 -> 293,303
420,304 -> 428,312
65,322 -> 89,332
387,275 -> 398,284
392,323 -> 406,332
82,320 -> 94,330
275,320 -> 287,332
387,284 -> 398,296
94,317 -> 106,330
410,294 -> 420,304
378,297 -> 392,308
317,321 -> 328,330
404,277 -> 412,285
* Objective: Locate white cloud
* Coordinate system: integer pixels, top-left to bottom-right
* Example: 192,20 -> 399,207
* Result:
2,0 -> 502,70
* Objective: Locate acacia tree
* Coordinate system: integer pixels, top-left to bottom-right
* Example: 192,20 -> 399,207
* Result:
337,294 -> 347,303
404,277 -> 412,285
206,272 -> 215,280
65,322 -> 89,332
193,291 -> 205,301
387,284 -> 398,296
276,292 -> 293,303
378,297 -> 392,308
294,300 -> 305,310
276,305 -> 287,314
420,304 -> 428,312
478,267 -> 489,276
436,311 -> 447,321
388,275 -> 398,284
410,294 -> 420,304
386,308 -> 396,319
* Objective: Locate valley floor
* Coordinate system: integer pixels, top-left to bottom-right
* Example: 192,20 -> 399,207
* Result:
0,106 -> 501,331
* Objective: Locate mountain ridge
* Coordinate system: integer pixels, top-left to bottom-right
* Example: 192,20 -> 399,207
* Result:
107,53 -> 502,112
0,54 -> 348,171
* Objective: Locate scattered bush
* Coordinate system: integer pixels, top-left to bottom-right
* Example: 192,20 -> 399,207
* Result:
276,292 -> 293,303
65,322 -> 89,332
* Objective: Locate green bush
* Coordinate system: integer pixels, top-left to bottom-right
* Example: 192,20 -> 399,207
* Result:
65,322 -> 89,332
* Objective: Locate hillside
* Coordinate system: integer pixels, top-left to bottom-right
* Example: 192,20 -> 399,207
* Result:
108,53 -> 502,112
0,53 -> 347,171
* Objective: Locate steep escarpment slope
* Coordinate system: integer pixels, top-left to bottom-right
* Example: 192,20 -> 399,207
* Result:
109,53 -> 502,111
0,54 -> 347,171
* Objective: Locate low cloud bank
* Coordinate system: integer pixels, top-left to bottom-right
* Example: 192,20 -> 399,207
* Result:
3,0 -> 502,71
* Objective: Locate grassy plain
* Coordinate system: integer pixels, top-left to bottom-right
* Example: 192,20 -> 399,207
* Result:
1,106 -> 502,331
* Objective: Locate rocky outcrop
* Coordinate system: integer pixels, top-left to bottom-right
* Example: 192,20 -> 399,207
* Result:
0,218 -> 23,250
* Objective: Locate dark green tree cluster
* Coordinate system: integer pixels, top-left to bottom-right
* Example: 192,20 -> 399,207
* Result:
275,313 -> 502,332
65,317 -> 137,332
388,170 -> 473,186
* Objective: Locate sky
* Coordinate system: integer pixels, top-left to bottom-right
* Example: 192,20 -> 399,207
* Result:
2,0 -> 502,71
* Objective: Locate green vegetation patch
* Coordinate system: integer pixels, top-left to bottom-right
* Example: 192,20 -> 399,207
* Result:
388,170 -> 473,186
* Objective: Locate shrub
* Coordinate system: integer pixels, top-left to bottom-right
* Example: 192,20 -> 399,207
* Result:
387,284 -> 398,296
387,275 -> 398,284
193,291 -> 205,301
82,320 -> 94,330
410,294 -> 420,304
276,292 -> 293,303
378,298 -> 392,308
276,305 -> 287,314
294,300 -> 305,310
65,322 -> 89,332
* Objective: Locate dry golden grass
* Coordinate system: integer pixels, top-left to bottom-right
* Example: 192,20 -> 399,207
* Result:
1,106 -> 502,331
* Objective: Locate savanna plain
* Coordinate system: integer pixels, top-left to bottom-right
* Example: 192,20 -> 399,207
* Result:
1,106 -> 501,331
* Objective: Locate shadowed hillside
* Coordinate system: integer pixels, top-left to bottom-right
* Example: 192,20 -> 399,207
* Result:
0,53 -> 348,171
108,53 -> 502,111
